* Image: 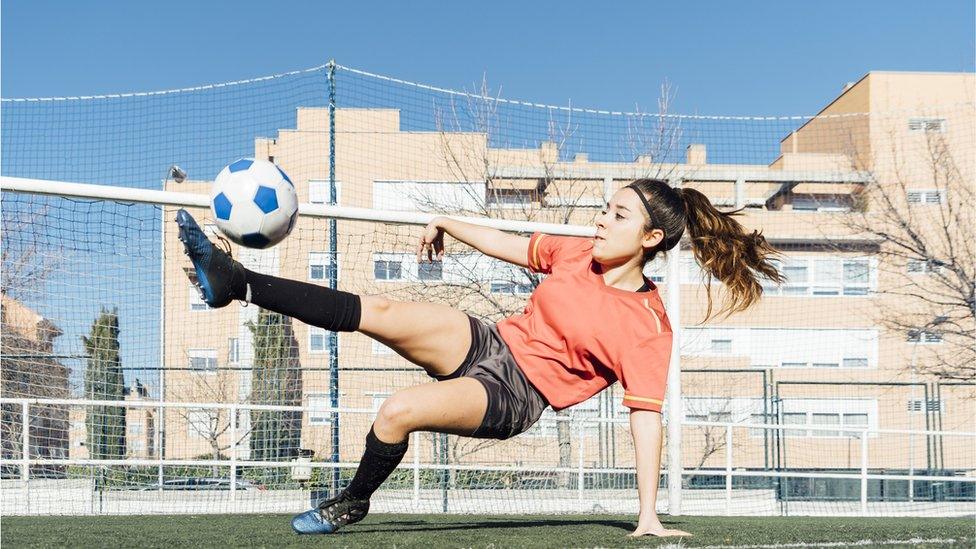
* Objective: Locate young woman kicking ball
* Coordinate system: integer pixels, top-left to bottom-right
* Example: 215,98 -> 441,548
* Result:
175,178 -> 782,538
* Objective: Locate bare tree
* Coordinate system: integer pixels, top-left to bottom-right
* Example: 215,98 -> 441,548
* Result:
177,367 -> 250,475
837,128 -> 975,381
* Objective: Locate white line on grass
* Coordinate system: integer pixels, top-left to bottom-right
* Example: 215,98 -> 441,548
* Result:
660,537 -> 963,549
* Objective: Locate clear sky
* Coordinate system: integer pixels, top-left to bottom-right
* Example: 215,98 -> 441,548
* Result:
3,0 -> 974,115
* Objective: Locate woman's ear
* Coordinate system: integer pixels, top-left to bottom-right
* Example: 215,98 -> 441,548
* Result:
642,228 -> 664,251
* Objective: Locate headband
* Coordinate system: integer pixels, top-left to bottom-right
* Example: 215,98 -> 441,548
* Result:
626,183 -> 658,228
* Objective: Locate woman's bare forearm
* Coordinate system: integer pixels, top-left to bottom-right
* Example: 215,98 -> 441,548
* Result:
630,410 -> 664,517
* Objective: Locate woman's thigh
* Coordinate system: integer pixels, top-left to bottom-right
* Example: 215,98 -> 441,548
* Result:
372,377 -> 488,442
358,296 -> 473,378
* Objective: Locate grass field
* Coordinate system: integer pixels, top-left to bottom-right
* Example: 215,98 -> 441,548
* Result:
2,514 -> 972,548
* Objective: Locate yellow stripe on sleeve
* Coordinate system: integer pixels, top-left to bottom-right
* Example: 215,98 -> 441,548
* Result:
622,394 -> 664,406
530,234 -> 545,271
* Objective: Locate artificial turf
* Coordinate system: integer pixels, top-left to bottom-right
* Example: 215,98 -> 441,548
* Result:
2,514 -> 972,548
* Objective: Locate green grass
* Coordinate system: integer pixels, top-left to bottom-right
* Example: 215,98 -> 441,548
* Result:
2,514 -> 972,548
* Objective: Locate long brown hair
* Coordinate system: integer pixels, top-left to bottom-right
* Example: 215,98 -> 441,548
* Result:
626,179 -> 784,320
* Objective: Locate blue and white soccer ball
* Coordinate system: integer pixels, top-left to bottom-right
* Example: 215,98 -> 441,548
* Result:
210,158 -> 299,249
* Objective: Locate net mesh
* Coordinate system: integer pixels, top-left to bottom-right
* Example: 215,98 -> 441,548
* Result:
1,64 -> 973,516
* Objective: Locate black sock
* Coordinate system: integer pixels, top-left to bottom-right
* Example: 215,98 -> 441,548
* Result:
241,269 -> 362,332
344,426 -> 409,500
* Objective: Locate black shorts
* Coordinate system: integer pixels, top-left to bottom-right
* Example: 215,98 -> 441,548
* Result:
430,315 -> 550,440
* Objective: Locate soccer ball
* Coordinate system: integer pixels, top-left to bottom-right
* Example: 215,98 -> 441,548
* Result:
210,158 -> 299,249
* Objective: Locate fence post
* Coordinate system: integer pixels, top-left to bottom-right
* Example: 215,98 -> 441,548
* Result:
20,400 -> 30,479
860,429 -> 868,514
665,178 -> 684,516
230,404 -> 238,507
21,399 -> 30,512
725,425 -> 733,516
412,431 -> 420,508
577,420 -> 585,510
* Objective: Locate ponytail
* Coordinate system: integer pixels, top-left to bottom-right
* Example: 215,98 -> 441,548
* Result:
679,187 -> 784,320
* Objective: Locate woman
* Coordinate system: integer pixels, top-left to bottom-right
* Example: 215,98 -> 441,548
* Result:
175,178 -> 782,538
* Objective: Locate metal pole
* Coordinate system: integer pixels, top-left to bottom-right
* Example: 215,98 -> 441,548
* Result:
326,59 -> 341,496
230,404 -> 238,506
860,429 -> 868,514
725,426 -> 733,515
21,400 -> 30,512
412,431 -> 420,507
665,177 -> 683,516
158,197 -> 166,493
577,420 -> 585,510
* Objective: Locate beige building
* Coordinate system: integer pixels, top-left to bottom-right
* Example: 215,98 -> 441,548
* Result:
1,294 -> 69,474
160,71 -> 973,494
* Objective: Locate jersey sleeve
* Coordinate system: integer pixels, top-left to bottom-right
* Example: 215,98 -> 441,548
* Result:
526,232 -> 590,275
619,334 -> 673,412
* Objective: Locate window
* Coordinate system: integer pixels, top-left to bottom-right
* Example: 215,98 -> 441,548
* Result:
129,440 -> 145,453
487,188 -> 536,208
418,261 -> 443,281
308,180 -> 342,205
372,339 -> 395,356
490,281 -> 534,294
227,338 -> 240,365
749,414 -> 769,437
374,260 -> 402,281
908,117 -> 946,133
907,330 -> 943,344
907,190 -> 943,205
188,349 -> 217,373
189,284 -> 209,311
367,392 -> 392,412
685,414 -> 707,423
309,252 -> 333,281
811,413 -> 840,437
309,327 -> 328,353
710,339 -> 732,354
907,259 -> 944,275
186,410 -> 212,438
128,423 -> 144,435
782,413 -> 807,437
490,261 -> 534,294
843,413 -> 869,431
907,399 -> 943,413
763,257 -> 874,297
307,393 -> 331,425
684,327 -> 878,370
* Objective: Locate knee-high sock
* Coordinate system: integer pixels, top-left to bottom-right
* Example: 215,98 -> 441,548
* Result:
241,269 -> 362,332
344,426 -> 409,500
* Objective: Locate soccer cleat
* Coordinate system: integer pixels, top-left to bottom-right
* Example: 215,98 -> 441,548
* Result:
291,491 -> 370,535
175,209 -> 246,308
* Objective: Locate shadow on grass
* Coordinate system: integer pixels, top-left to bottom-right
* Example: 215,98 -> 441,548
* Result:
344,517 -> 690,535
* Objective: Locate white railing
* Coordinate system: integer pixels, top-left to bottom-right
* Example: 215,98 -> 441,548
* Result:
2,397 -> 974,517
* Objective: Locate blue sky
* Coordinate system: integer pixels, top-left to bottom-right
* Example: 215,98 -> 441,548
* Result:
3,1 -> 974,115
2,1 -> 973,396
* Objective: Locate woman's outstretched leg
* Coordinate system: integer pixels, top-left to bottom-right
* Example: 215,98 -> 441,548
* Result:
176,209 -> 471,377
291,377 -> 489,534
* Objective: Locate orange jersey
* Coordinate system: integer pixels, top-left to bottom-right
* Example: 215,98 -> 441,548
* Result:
496,232 -> 673,412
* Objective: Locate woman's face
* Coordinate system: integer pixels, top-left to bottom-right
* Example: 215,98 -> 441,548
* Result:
592,189 -> 664,266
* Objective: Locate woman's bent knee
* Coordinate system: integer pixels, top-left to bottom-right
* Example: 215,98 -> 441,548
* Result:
374,396 -> 414,441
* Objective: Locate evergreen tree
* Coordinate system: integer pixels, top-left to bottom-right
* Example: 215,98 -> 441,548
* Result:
248,309 -> 303,476
82,308 -> 126,460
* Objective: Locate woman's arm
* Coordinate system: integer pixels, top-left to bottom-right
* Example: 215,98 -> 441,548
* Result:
418,216 -> 531,268
629,410 -> 691,538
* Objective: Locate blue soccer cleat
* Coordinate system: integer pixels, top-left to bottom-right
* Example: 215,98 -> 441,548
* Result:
176,209 -> 246,308
291,491 -> 370,535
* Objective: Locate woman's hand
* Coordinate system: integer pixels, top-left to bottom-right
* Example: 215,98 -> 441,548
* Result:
628,514 -> 691,538
417,217 -> 446,263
